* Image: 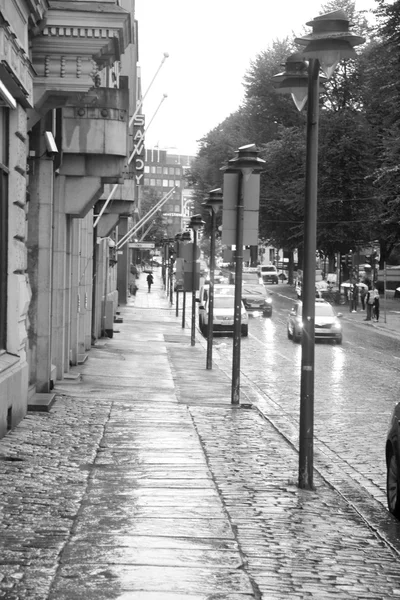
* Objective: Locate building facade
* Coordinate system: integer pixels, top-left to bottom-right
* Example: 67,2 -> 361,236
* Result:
143,148 -> 195,238
0,0 -> 141,438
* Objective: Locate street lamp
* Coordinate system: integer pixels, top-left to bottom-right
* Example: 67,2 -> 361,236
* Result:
202,188 -> 223,370
222,144 -> 265,405
273,10 -> 364,490
180,230 -> 192,328
188,214 -> 205,346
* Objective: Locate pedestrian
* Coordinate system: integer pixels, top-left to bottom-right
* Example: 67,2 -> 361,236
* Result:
373,286 -> 380,322
364,286 -> 374,321
351,283 -> 358,313
146,272 -> 154,293
360,286 -> 367,310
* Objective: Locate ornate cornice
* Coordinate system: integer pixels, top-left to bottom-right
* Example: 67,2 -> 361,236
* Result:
30,1 -> 132,117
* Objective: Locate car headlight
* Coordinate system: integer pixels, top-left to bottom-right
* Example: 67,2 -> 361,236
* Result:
332,322 -> 341,330
265,298 -> 272,304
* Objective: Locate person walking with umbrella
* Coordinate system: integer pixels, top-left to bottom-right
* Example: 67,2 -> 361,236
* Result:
146,272 -> 154,293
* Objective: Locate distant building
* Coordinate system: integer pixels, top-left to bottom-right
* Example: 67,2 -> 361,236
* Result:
143,148 -> 195,237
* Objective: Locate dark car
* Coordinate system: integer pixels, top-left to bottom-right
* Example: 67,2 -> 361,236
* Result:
241,283 -> 272,317
386,403 -> 400,517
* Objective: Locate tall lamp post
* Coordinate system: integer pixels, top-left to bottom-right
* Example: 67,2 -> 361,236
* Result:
273,10 -> 364,489
180,230 -> 191,328
168,237 -> 175,305
223,145 -> 265,405
202,188 -> 223,370
189,214 -> 205,346
174,233 -> 182,317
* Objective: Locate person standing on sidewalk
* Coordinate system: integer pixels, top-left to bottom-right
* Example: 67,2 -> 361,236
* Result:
365,285 -> 374,321
373,286 -> 380,321
147,272 -> 154,293
351,283 -> 358,312
360,285 -> 367,310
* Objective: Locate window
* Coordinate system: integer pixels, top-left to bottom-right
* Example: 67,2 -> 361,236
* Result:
156,166 -> 162,174
144,166 -> 150,173
163,167 -> 168,174
168,180 -> 174,188
150,166 -> 156,174
162,179 -> 168,187
175,168 -> 181,176
150,178 -> 155,186
144,178 -> 150,186
175,205 -> 180,212
156,179 -> 162,186
175,180 -> 181,187
169,167 -> 174,175
0,108 -> 9,350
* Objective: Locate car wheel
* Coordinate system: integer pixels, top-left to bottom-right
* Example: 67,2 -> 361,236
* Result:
293,332 -> 301,343
241,325 -> 248,337
336,336 -> 343,345
387,448 -> 400,518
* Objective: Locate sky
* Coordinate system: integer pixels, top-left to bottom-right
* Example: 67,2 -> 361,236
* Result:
135,0 -> 377,157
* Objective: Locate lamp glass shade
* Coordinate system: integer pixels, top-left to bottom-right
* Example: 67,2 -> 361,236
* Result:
301,40 -> 356,79
291,88 -> 308,112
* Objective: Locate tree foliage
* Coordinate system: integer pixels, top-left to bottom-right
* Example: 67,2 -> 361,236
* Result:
187,0 -> 400,265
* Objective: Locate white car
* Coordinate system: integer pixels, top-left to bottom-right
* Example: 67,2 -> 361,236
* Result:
199,292 -> 248,337
287,299 -> 343,344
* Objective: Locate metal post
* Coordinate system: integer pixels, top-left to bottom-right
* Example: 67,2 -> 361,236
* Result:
176,289 -> 179,316
232,172 -> 244,405
191,229 -> 197,346
206,209 -> 217,369
298,59 -> 319,490
169,258 -> 173,305
182,291 -> 186,328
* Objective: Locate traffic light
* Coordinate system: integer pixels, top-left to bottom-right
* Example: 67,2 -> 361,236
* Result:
347,253 -> 353,268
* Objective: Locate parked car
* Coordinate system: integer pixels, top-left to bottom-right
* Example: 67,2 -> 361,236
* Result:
287,299 -> 343,344
241,283 -> 272,317
386,403 -> 400,518
198,291 -> 248,337
259,265 -> 279,285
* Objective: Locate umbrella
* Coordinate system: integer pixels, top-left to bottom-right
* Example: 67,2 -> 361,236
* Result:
341,282 -> 352,288
357,282 -> 368,289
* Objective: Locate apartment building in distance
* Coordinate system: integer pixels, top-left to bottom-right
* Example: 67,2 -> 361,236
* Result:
143,148 -> 195,237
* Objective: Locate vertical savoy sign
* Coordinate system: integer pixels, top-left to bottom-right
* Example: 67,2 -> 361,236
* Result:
132,113 -> 145,185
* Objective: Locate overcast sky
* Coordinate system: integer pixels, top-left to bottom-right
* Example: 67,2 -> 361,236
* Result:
135,0 -> 376,156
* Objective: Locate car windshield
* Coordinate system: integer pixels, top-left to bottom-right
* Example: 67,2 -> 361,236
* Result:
261,267 -> 276,272
214,296 -> 235,309
242,285 -> 266,296
297,303 -> 335,317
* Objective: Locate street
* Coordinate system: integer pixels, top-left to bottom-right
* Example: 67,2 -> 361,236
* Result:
207,284 -> 400,549
2,274 -> 400,598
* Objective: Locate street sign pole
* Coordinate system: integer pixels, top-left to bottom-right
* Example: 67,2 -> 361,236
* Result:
231,172 -> 244,405
191,229 -> 197,346
182,292 -> 186,328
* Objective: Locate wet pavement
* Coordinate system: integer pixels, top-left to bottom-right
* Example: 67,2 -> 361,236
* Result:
1,271 -> 400,598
